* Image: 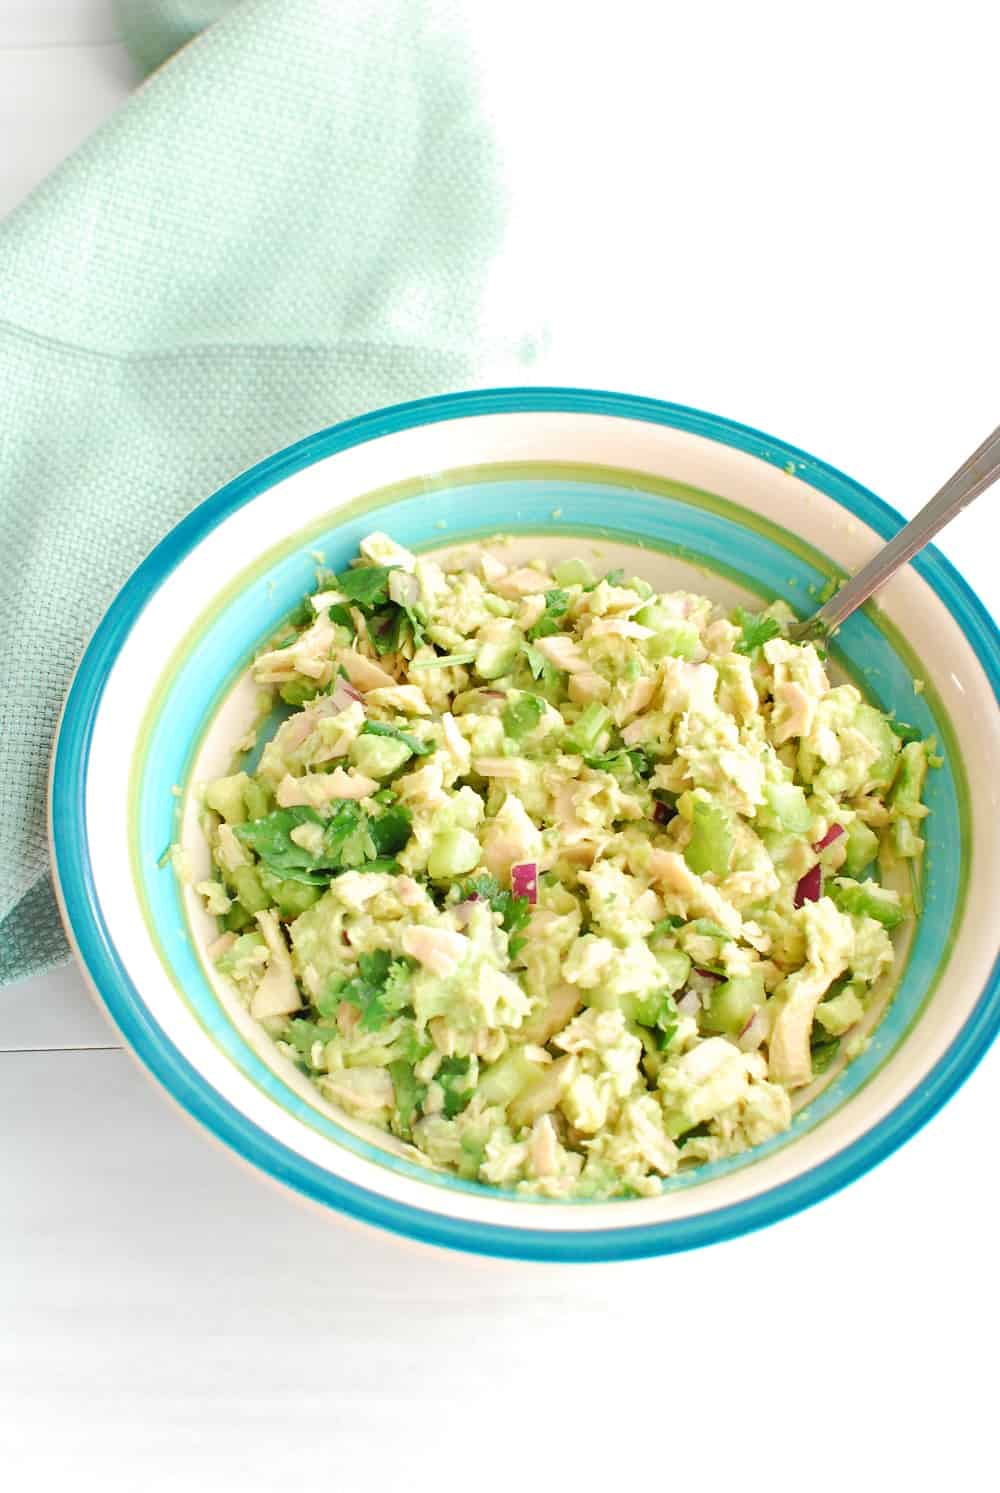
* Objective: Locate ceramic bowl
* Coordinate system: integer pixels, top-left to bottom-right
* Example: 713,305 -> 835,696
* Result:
50,388 -> 1000,1260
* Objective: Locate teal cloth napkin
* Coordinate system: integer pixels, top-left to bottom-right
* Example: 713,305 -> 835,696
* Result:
0,0 -> 529,985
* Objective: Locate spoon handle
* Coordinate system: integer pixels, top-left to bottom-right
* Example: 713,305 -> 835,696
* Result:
804,422 -> 1000,637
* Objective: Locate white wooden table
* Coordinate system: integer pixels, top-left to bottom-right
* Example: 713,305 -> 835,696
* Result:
3,6 -> 998,1489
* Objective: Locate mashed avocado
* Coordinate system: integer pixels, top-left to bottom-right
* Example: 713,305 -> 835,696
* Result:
196,533 -> 932,1199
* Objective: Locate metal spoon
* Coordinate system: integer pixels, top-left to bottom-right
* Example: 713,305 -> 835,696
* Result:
788,424 -> 1000,641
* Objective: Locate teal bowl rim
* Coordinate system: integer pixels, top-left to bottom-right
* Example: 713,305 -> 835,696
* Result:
49,387 -> 1000,1262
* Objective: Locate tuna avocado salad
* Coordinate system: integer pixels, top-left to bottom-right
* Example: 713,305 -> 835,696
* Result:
193,532 -> 933,1199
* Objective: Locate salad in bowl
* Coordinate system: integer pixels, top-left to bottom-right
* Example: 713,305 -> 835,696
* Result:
192,529 -> 932,1200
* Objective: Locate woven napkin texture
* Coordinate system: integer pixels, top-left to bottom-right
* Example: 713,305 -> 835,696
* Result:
0,0 -> 528,985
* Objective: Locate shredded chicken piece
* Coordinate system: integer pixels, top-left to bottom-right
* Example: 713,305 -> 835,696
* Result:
275,769 -> 378,806
401,925 -> 469,977
568,670 -> 612,705
364,685 -> 430,716
534,634 -> 588,673
251,911 -> 301,1019
491,567 -> 554,598
644,849 -> 743,936
338,650 -> 397,691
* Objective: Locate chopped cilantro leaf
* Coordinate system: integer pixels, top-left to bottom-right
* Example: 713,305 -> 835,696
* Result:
322,602 -> 355,632
522,642 -> 561,688
337,949 -> 406,1032
526,589 -> 570,641
369,803 -> 413,857
650,915 -> 683,939
889,718 -> 924,744
734,607 -> 782,655
367,604 -> 407,656
284,1019 -> 328,1062
334,564 -> 397,609
603,568 -> 625,586
461,873 -> 532,957
361,720 -> 434,756
437,1056 -> 474,1118
411,651 -> 477,670
233,798 -> 411,884
584,745 -> 653,779
388,1059 -> 426,1132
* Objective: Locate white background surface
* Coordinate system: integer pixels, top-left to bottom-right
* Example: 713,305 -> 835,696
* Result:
2,4 -> 998,1490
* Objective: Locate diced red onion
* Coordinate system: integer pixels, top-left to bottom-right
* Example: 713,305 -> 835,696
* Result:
676,990 -> 702,1017
652,800 -> 672,824
693,967 -> 724,983
511,861 -> 538,905
794,863 -> 822,908
813,823 -> 844,852
737,1008 -> 768,1052
332,677 -> 364,712
451,899 -> 478,927
478,689 -> 506,699
389,571 -> 420,608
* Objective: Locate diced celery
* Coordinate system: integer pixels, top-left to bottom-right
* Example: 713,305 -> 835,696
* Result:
814,987 -> 865,1036
842,818 -> 879,878
475,1048 -> 545,1106
552,558 -> 595,588
230,864 -> 270,914
828,877 -> 905,928
475,637 -> 521,679
890,740 -> 928,802
763,780 -> 812,833
242,779 -> 270,821
684,800 -> 734,876
205,773 -> 250,825
507,1054 -> 575,1129
853,703 -> 900,787
223,900 -> 253,932
891,817 -> 924,858
654,949 -> 692,995
702,972 -> 764,1035
564,702 -> 611,756
275,879 -> 323,918
427,827 -> 481,879
636,609 -> 700,659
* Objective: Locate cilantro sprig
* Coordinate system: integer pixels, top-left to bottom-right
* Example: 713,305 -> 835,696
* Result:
333,563 -> 426,654
583,745 -> 653,780
734,607 -> 782,655
334,564 -> 397,608
461,873 -> 532,957
234,800 -> 412,886
333,949 -> 414,1032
